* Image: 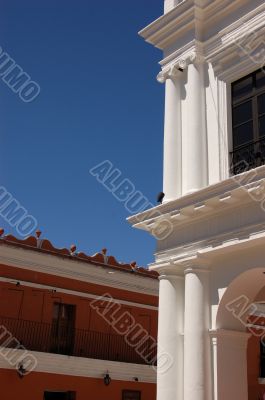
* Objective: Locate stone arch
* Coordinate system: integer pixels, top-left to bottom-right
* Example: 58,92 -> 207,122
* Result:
216,267 -> 265,331
213,267 -> 265,400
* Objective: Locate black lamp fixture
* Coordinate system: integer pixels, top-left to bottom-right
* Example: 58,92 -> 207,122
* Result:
133,377 -> 139,382
178,67 -> 184,72
103,372 -> 111,386
17,362 -> 26,379
157,192 -> 165,204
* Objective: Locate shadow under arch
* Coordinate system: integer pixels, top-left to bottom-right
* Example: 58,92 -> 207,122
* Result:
216,267 -> 265,332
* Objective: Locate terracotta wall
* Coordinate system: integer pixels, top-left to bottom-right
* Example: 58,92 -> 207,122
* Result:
0,281 -> 158,338
0,369 -> 156,400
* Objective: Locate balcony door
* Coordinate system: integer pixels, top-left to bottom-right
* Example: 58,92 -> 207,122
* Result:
231,68 -> 265,173
50,303 -> 76,356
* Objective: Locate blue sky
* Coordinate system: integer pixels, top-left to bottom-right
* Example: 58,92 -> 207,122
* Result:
0,0 -> 165,267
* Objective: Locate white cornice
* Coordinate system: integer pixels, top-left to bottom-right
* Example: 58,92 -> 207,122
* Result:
139,0 -> 194,49
0,276 -> 158,311
0,245 -> 158,298
128,165 -> 265,229
141,0 -> 265,84
149,225 -> 265,273
139,0 -> 250,50
0,349 -> 156,383
129,180 -> 265,233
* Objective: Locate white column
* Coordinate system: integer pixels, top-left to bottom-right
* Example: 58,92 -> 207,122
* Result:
184,266 -> 211,400
211,336 -> 218,400
157,272 -> 184,400
162,73 -> 182,202
182,56 -> 208,194
214,330 -> 250,400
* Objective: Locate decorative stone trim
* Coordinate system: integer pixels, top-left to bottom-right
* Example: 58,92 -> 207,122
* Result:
156,51 -> 204,83
0,348 -> 156,383
0,245 -> 159,296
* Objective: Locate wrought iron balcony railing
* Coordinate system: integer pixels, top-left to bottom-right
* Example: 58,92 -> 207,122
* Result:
0,316 -> 156,366
230,137 -> 265,175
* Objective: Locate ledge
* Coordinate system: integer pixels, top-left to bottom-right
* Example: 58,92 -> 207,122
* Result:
0,348 -> 156,383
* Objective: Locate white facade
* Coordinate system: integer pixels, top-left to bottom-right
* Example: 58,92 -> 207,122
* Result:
128,1 -> 265,399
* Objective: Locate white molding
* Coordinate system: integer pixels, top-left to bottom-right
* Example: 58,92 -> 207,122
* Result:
0,245 -> 158,297
0,348 -> 156,383
0,276 -> 158,311
139,0 -> 252,50
128,166 -> 265,229
129,177 -> 265,233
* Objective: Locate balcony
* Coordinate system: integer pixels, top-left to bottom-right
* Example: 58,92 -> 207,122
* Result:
230,137 -> 265,175
0,316 -> 156,366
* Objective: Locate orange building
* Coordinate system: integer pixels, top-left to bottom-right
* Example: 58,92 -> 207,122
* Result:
0,229 -> 158,400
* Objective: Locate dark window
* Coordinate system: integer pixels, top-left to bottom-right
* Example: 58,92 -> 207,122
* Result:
43,392 -> 75,400
50,303 -> 76,355
260,341 -> 265,378
122,390 -> 141,400
231,68 -> 265,174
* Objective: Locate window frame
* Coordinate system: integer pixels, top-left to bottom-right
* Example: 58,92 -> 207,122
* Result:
232,69 -> 265,149
122,389 -> 141,400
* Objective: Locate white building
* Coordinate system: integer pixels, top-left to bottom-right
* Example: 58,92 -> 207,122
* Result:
128,1 -> 265,399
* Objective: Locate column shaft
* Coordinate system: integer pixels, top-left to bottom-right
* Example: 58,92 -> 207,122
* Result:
182,61 -> 208,194
157,274 -> 184,400
184,268 -> 211,400
163,76 -> 182,202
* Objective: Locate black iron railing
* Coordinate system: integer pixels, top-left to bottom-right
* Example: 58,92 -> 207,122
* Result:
0,316 -> 156,365
230,137 -> 265,175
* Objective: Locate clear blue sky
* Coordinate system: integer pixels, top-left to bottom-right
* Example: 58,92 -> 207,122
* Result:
0,0 -> 165,267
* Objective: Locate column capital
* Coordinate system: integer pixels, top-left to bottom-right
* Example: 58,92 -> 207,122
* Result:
174,254 -> 212,272
150,260 -> 185,278
156,63 -> 183,83
159,273 -> 184,281
188,51 -> 204,65
209,329 -> 251,349
157,50 -> 205,83
184,266 -> 210,275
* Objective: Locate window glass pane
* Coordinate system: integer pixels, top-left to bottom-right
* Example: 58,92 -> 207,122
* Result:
122,390 -> 141,400
233,101 -> 252,126
233,121 -> 253,147
44,392 -> 69,400
258,93 -> 265,115
259,115 -> 265,137
256,70 -> 265,89
232,76 -> 253,101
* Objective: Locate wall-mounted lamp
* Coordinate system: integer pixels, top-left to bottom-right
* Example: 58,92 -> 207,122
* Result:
16,281 -> 20,287
157,192 -> 165,204
103,373 -> 111,386
17,363 -> 26,379
178,67 -> 184,72
133,377 -> 139,382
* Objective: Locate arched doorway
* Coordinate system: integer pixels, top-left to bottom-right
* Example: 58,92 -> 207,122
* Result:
214,268 -> 265,400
